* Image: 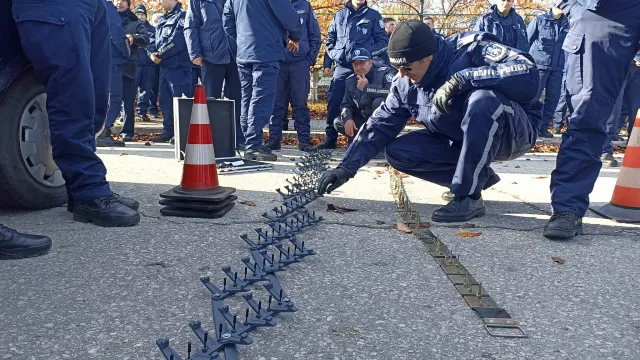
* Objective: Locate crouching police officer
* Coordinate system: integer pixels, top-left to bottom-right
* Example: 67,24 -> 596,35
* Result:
334,48 -> 396,142
318,21 -> 542,223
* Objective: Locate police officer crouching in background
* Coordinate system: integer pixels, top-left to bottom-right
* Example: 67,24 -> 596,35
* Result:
265,0 -> 322,153
149,0 -> 194,143
318,21 -> 542,223
527,5 -> 568,138
334,48 -> 396,145
473,0 -> 529,52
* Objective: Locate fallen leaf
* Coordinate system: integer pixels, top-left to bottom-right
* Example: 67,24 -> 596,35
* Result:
374,170 -> 384,174
515,165 -> 521,169
552,257 -> 565,265
327,203 -> 357,214
144,142 -> 152,146
457,231 -> 482,237
418,222 -> 431,229
240,200 -> 256,206
512,181 -> 518,184
534,176 -> 549,179
119,153 -> 128,156
376,220 -> 386,225
394,221 -> 413,233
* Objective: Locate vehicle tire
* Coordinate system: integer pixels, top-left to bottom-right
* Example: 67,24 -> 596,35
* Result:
0,69 -> 66,209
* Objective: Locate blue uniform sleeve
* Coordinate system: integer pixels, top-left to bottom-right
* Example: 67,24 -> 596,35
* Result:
132,22 -> 150,47
526,16 -> 538,47
323,52 -> 333,69
339,82 -> 411,176
222,0 -> 237,43
455,42 -> 539,103
325,14 -> 340,63
472,16 -> 485,32
184,0 -> 203,60
370,12 -> 389,59
307,5 -> 322,65
157,12 -> 189,59
267,0 -> 302,42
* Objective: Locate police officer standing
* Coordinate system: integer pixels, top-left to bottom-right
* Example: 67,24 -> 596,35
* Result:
265,0 -> 322,153
473,0 -> 529,52
318,21 -> 542,223
316,0 -> 389,150
134,5 -> 158,122
423,16 -> 445,40
12,0 -> 140,227
527,6 -> 569,138
223,0 -> 303,161
185,0 -> 245,150
334,48 -> 396,142
149,0 -> 194,143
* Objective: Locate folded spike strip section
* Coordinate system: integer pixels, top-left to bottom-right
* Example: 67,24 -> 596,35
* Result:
389,169 -> 527,339
156,151 -> 333,360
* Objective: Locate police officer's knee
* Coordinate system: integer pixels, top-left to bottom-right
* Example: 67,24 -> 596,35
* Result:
372,98 -> 384,111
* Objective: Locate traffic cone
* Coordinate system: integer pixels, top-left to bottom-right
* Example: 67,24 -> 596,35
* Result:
591,109 -> 640,223
159,83 -> 237,218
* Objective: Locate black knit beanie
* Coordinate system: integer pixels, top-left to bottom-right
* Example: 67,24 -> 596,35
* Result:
134,4 -> 147,16
388,20 -> 438,66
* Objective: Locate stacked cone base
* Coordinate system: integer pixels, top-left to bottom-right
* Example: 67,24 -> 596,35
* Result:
159,186 -> 236,218
590,203 -> 640,224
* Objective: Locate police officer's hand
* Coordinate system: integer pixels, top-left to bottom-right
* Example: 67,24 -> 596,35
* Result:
344,119 -> 358,137
192,57 -> 203,66
287,39 -> 300,52
433,73 -> 465,114
150,52 -> 162,64
318,167 -> 351,195
324,68 -> 332,77
126,34 -> 134,45
636,61 -> 640,68
356,75 -> 369,91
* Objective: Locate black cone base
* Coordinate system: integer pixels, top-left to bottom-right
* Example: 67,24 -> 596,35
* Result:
160,186 -> 236,202
590,203 -> 640,223
160,203 -> 235,219
159,195 -> 237,211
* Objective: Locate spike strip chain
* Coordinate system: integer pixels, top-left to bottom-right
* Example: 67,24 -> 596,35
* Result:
389,169 -> 527,339
156,151 -> 333,360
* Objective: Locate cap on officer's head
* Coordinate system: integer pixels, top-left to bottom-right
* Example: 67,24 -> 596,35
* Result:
351,48 -> 372,61
134,4 -> 147,16
388,20 -> 438,67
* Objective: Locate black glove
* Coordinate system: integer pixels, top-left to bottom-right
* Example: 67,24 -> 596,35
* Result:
317,167 -> 351,195
433,73 -> 466,114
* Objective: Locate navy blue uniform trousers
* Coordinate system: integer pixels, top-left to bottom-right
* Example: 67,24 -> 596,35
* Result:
551,2 -> 640,216
202,60 -> 245,148
237,61 -> 280,150
158,66 -> 194,137
537,69 -> 563,130
385,90 -> 537,196
603,64 -> 640,154
12,0 -> 112,203
269,60 -> 311,144
325,65 -> 353,142
105,65 -> 123,129
136,65 -> 157,116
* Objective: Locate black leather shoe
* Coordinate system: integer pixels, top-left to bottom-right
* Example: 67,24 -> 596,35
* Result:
543,212 -> 583,240
243,147 -> 277,161
73,195 -> 140,227
0,225 -> 52,260
552,127 -> 562,135
121,133 -> 135,142
316,140 -> 337,150
152,134 -> 173,143
67,193 -> 139,212
601,153 -> 618,168
298,142 -> 316,152
432,196 -> 486,223
96,128 -> 125,147
538,129 -> 554,138
264,138 -> 281,150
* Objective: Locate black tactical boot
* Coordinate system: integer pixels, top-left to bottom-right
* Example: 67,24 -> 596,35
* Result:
152,134 -> 173,143
96,128 -> 125,147
67,193 -> 139,212
243,146 -> 277,161
121,133 -> 135,142
0,225 -> 52,260
601,153 -> 618,167
543,212 -> 583,240
316,139 -> 337,150
298,142 -> 316,152
552,127 -> 562,135
538,129 -> 554,138
73,195 -> 141,227
264,138 -> 282,150
432,195 -> 486,223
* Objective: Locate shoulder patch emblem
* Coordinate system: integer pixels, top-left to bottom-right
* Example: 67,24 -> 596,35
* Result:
379,19 -> 384,28
482,42 -> 508,62
313,12 -> 317,20
385,73 -> 394,82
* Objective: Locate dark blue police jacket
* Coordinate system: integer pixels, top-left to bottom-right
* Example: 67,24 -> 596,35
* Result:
148,2 -> 191,69
185,0 -> 236,65
138,21 -> 156,66
527,10 -> 569,71
107,1 -> 129,66
223,0 -> 302,64
339,32 -> 542,175
325,1 -> 389,68
285,0 -> 321,65
473,5 -> 529,52
558,0 -> 606,12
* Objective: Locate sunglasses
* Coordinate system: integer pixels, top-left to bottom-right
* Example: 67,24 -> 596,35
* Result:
396,65 -> 412,72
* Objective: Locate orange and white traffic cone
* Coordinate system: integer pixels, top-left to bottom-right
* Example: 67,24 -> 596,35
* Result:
159,83 -> 237,218
591,109 -> 640,223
